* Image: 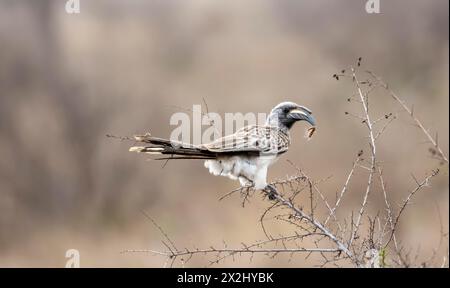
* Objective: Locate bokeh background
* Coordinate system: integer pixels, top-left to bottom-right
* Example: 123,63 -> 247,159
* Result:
0,0 -> 448,267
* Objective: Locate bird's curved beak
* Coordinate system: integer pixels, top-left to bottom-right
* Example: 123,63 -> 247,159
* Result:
288,108 -> 316,126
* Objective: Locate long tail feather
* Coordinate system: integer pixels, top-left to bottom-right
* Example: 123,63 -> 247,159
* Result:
128,133 -> 215,160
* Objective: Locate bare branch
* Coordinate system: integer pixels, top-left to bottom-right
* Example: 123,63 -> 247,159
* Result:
367,71 -> 448,164
348,66 -> 377,248
384,169 -> 440,248
325,156 -> 361,226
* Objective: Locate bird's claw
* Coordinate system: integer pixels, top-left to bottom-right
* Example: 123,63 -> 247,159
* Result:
264,184 -> 278,200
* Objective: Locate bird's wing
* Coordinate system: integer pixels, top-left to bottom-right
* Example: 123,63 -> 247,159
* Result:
203,125 -> 290,154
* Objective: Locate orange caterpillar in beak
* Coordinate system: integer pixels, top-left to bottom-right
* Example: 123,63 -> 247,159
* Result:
305,127 -> 316,140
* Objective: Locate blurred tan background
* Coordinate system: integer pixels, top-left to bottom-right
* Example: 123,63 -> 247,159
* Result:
0,0 -> 448,267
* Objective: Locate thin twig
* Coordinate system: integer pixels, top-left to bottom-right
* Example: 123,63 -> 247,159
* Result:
349,67 -> 377,249
384,169 -> 439,248
367,71 -> 448,164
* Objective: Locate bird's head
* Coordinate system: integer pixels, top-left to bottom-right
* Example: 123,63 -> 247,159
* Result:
266,101 -> 316,131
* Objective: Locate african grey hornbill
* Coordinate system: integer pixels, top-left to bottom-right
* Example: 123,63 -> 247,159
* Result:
129,102 -> 316,199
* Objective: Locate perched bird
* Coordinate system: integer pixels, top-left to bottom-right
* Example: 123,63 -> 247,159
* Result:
129,102 -> 316,199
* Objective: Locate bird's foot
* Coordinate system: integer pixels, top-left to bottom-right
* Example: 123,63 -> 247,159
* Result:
263,184 -> 278,200
238,176 -> 254,188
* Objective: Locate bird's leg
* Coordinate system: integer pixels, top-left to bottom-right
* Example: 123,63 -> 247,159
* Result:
263,184 -> 278,201
238,176 -> 253,188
